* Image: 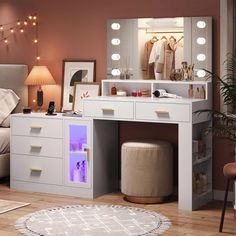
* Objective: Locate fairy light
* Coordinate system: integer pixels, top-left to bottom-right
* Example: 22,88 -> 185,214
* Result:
0,13 -> 39,58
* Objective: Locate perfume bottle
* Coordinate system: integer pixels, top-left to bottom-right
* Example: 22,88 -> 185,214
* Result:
111,84 -> 117,95
73,162 -> 80,182
188,84 -> 194,98
80,160 -> 86,183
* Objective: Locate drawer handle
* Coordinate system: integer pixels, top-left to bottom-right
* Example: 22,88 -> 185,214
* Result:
30,167 -> 42,172
155,110 -> 169,115
84,147 -> 90,164
30,144 -> 42,149
30,125 -> 42,129
101,108 -> 114,112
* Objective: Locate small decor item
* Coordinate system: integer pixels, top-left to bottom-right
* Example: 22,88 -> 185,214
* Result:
188,84 -> 194,98
181,62 -> 194,81
111,84 -> 117,95
46,101 -> 57,116
73,82 -> 99,112
15,205 -> 171,235
23,107 -> 32,114
199,85 -> 206,99
62,60 -> 96,111
170,69 -> 183,81
116,90 -> 127,96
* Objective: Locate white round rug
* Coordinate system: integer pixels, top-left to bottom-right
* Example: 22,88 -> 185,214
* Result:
16,204 -> 171,236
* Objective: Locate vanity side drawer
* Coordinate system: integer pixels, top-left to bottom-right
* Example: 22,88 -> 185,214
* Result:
11,117 -> 63,138
11,154 -> 62,185
135,102 -> 190,122
11,136 -> 63,158
84,100 -> 134,120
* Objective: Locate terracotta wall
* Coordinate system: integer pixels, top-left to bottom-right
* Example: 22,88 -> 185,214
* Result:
0,0 -> 233,191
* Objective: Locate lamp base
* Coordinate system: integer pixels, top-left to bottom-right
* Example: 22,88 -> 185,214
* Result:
37,89 -> 43,107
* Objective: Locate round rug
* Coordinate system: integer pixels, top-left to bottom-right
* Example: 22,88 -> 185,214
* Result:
15,204 -> 171,236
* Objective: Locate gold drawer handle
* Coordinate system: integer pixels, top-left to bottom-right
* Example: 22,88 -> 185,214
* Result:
30,144 -> 42,149
30,167 -> 42,172
84,147 -> 90,164
101,108 -> 114,112
30,125 -> 42,129
155,110 -> 169,115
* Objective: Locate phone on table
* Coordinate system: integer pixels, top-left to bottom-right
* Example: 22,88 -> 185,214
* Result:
46,101 -> 57,115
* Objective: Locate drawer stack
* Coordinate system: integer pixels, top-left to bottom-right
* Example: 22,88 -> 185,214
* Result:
11,116 -> 63,185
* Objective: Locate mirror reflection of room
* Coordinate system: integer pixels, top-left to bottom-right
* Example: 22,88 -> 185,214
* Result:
139,18 -> 184,80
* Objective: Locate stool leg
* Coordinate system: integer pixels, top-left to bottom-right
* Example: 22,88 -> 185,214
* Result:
219,179 -> 230,232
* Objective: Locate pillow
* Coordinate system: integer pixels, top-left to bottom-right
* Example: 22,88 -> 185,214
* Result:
1,115 -> 10,127
0,88 -> 20,127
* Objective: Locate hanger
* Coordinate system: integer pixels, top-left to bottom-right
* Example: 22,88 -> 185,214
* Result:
150,36 -> 158,43
161,35 -> 167,41
169,35 -> 176,42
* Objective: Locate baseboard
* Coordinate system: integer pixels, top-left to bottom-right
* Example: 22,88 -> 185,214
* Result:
213,190 -> 234,202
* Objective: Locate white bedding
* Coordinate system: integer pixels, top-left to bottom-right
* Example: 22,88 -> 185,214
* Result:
0,128 -> 10,154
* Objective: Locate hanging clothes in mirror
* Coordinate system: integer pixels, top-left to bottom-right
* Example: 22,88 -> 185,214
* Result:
142,35 -> 159,79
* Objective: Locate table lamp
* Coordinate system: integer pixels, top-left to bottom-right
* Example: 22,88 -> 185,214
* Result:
25,66 -> 56,110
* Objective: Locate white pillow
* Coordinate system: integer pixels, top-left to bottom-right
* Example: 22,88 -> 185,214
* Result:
0,88 -> 20,127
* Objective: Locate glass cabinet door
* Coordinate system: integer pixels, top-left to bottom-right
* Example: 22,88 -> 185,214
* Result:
64,120 -> 91,188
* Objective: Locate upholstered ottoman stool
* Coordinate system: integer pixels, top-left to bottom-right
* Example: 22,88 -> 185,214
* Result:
121,140 -> 173,204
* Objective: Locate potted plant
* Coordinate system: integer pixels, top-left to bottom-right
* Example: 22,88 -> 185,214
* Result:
196,52 -> 236,141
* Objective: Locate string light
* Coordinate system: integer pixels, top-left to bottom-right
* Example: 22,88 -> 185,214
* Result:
0,13 -> 39,60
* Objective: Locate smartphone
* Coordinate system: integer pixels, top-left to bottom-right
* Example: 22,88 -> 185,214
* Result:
47,101 -> 55,115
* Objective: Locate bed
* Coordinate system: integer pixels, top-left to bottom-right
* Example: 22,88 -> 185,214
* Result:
0,64 -> 28,178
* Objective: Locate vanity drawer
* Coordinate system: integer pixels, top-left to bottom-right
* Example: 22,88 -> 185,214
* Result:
11,117 -> 63,138
11,154 -> 62,185
11,136 -> 63,158
135,102 -> 190,122
84,100 -> 134,120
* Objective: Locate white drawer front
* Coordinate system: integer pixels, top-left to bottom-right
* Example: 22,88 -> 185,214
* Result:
11,154 -> 62,185
84,100 -> 134,120
136,102 -> 190,122
11,117 -> 63,138
11,136 -> 63,158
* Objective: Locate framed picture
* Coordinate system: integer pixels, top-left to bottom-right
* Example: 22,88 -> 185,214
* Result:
61,60 -> 96,111
73,82 -> 100,112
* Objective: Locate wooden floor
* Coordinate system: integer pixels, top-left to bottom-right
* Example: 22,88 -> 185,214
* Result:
0,183 -> 235,236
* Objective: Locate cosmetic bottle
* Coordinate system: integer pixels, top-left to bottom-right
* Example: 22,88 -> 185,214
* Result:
188,84 -> 194,98
199,86 -> 205,99
111,84 -> 117,95
80,160 -> 86,183
73,162 -> 80,182
195,87 -> 200,99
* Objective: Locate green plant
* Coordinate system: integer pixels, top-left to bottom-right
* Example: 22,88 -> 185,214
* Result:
195,52 -> 236,142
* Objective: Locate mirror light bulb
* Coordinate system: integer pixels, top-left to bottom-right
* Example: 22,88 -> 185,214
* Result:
196,21 -> 206,29
0,25 -> 3,30
111,69 -> 121,76
10,28 -> 14,33
111,23 -> 120,30
4,38 -> 8,44
111,38 -> 120,45
197,70 -> 206,78
197,54 -> 206,61
196,37 -> 206,45
111,54 -> 120,61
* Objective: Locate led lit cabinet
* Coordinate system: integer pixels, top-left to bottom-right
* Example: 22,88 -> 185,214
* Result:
10,114 -> 118,199
64,119 -> 92,189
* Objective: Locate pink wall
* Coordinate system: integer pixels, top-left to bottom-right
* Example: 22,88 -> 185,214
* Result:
1,0 -> 233,191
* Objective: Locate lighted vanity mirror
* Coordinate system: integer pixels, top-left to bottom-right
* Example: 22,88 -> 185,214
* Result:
107,17 -> 212,81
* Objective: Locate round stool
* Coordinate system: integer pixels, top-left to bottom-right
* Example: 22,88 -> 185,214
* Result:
121,140 -> 173,204
219,162 -> 236,232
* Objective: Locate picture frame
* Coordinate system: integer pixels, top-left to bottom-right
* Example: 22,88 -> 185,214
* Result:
73,82 -> 100,112
61,60 -> 96,111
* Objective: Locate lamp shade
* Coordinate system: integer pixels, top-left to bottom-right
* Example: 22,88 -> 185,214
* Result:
24,66 -> 56,85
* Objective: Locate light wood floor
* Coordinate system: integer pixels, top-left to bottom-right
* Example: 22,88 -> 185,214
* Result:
0,183 -> 235,236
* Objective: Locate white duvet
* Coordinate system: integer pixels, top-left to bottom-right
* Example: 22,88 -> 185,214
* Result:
0,88 -> 19,125
0,128 -> 10,154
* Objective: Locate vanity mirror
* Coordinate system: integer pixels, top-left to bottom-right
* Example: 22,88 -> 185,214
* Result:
107,17 -> 212,81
